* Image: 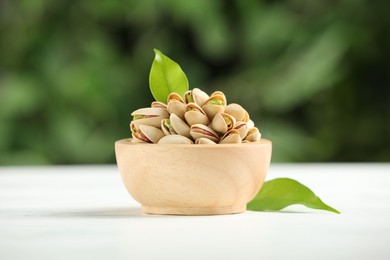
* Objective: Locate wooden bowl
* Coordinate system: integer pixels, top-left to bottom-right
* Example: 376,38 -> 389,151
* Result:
115,138 -> 272,215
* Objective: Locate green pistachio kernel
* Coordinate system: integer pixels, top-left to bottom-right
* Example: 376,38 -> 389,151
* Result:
207,99 -> 224,106
133,115 -> 145,120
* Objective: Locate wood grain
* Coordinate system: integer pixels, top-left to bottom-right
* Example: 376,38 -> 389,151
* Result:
115,139 -> 272,215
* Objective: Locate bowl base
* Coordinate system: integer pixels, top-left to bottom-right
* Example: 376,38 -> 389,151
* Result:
142,204 -> 246,216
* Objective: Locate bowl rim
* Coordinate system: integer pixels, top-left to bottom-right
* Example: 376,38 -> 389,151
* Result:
115,138 -> 271,148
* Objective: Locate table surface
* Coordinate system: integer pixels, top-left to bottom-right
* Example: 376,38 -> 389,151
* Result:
1,164 -> 389,260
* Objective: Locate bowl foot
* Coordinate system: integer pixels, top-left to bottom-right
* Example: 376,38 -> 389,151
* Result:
142,204 -> 246,216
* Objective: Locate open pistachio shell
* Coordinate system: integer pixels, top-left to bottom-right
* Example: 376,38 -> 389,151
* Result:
184,103 -> 210,126
210,91 -> 226,99
184,88 -> 209,106
161,119 -> 176,135
190,124 -> 219,143
219,129 -> 241,144
136,125 -> 165,143
131,107 -> 168,117
211,112 -> 236,134
151,101 -> 167,109
167,92 -> 185,103
202,94 -> 226,120
167,101 -> 186,120
158,135 -> 193,144
170,113 -> 191,139
195,138 -> 217,144
244,127 -> 261,142
131,107 -> 169,128
224,103 -> 248,122
131,123 -> 157,143
234,121 -> 249,139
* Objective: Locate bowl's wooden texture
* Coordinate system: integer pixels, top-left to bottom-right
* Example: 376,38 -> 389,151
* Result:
115,139 -> 272,215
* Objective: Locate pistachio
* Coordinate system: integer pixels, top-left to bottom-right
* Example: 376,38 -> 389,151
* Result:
170,113 -> 191,139
166,93 -> 186,120
195,138 -> 217,144
184,103 -> 210,126
202,94 -> 226,120
132,124 -> 164,143
219,129 -> 241,144
234,121 -> 249,139
184,88 -> 209,106
224,103 -> 249,122
131,107 -> 169,128
211,112 -> 236,134
167,92 -> 185,103
158,135 -> 193,144
151,101 -> 167,109
244,127 -> 261,142
161,119 -> 176,135
190,124 -> 219,143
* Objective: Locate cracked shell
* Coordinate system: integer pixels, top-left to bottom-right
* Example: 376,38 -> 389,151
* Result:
219,129 -> 241,144
211,112 -> 236,134
170,113 -> 191,139
202,94 -> 226,120
184,88 -> 209,106
190,124 -> 219,143
184,103 -> 210,126
132,124 -> 165,143
224,103 -> 249,122
161,119 -> 176,135
167,93 -> 186,120
131,107 -> 169,128
244,127 -> 261,142
234,121 -> 249,139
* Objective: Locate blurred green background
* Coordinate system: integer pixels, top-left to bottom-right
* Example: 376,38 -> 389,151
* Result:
0,0 -> 389,165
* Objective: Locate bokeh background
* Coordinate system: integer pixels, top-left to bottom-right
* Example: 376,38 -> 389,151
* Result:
0,0 -> 389,165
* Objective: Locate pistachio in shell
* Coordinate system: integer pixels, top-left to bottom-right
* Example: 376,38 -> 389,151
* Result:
219,129 -> 241,144
210,91 -> 226,99
234,121 -> 249,139
184,88 -> 209,106
158,135 -> 193,144
161,119 -> 176,135
170,113 -> 191,139
167,94 -> 187,120
211,112 -> 236,134
132,124 -> 165,143
184,103 -> 210,126
224,103 -> 249,122
195,138 -> 217,144
202,94 -> 226,120
190,124 -> 219,143
131,107 -> 169,128
244,127 -> 261,142
151,101 -> 167,109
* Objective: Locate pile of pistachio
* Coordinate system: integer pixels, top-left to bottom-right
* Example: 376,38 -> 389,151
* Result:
130,88 -> 261,144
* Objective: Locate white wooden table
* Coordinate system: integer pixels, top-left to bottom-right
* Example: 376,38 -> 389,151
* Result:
1,164 -> 389,260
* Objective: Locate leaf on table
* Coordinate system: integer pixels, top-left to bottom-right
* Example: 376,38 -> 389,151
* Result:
149,49 -> 189,103
248,178 -> 340,214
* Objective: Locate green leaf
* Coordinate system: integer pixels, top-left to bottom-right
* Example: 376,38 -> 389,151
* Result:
149,49 -> 189,103
248,178 -> 340,214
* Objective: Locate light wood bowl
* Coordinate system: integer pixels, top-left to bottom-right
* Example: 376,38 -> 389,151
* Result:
115,138 -> 272,215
